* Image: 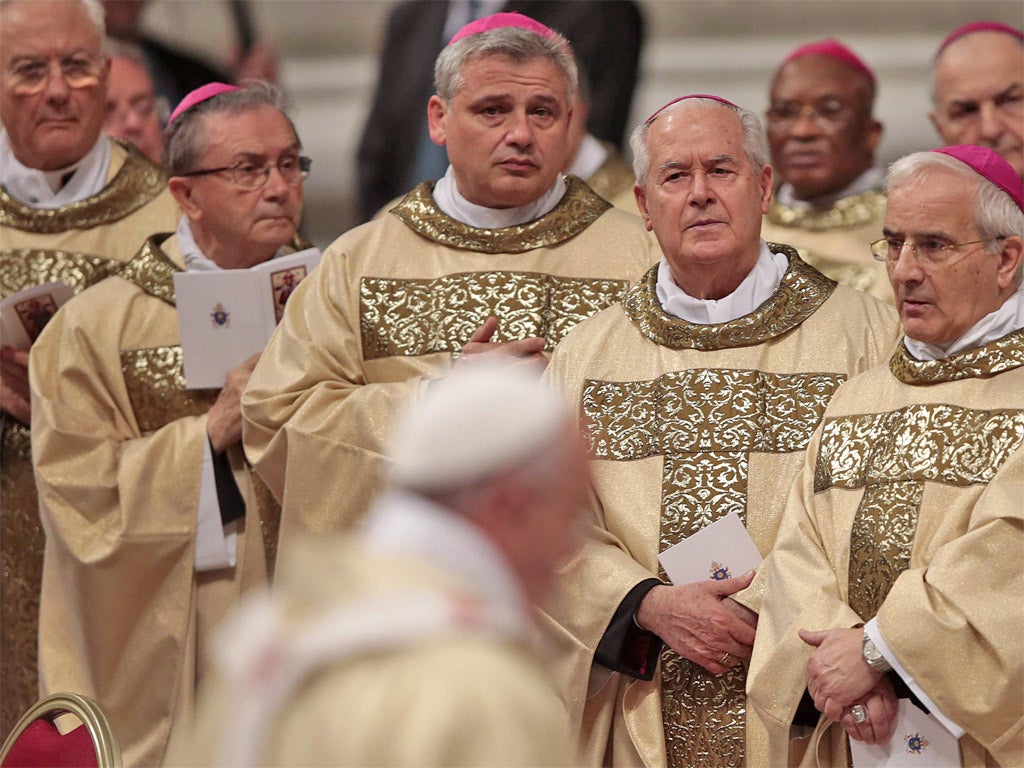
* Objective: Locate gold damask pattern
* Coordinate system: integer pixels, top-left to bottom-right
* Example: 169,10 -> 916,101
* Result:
623,245 -> 835,351
814,405 -> 1024,621
117,234 -> 180,305
388,175 -> 611,253
792,248 -> 880,295
360,271 -> 629,359
1,421 -> 40,735
848,482 -> 924,620
1,248 -> 119,298
121,347 -> 218,432
766,189 -> 886,231
583,368 -> 844,767
889,329 -> 1024,384
0,140 -> 166,233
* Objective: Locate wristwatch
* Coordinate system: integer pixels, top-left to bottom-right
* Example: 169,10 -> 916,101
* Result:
862,631 -> 892,673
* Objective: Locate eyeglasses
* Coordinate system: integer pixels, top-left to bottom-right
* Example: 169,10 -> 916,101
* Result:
179,155 -> 312,189
869,236 -> 1007,268
766,98 -> 855,130
5,54 -> 103,96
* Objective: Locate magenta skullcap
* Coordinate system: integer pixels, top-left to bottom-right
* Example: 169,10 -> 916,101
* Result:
931,145 -> 1024,212
645,94 -> 738,125
168,82 -> 242,125
937,21 -> 1023,56
781,39 -> 876,87
448,11 -> 557,45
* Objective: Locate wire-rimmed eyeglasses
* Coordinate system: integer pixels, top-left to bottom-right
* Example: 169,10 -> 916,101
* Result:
178,155 -> 312,189
869,236 -> 1007,268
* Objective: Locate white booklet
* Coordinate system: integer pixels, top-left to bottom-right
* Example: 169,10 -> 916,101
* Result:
657,511 -> 762,585
851,698 -> 962,767
0,281 -> 75,350
173,248 -> 321,389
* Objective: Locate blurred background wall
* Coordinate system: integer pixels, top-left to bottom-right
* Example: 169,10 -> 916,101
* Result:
138,0 -> 1022,248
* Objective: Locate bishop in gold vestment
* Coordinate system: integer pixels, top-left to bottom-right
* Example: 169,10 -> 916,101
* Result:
0,139 -> 178,731
544,249 -> 897,768
747,334 -> 1024,767
30,235 -> 280,766
244,179 -> 656,544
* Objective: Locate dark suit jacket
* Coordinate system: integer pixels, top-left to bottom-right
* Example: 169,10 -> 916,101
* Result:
355,0 -> 644,222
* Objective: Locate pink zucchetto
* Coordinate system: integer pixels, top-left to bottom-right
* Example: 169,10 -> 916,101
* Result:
448,12 -> 557,45
645,94 -> 738,125
781,39 -> 876,87
936,21 -> 1023,57
932,145 -> 1024,212
168,82 -> 242,125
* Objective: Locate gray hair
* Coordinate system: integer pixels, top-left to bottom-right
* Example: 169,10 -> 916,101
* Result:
0,0 -> 105,41
164,81 -> 298,176
102,37 -> 147,67
434,25 -> 577,105
885,151 -> 1024,258
629,98 -> 770,185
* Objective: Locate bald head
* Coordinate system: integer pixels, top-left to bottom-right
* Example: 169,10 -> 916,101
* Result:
930,29 -> 1024,177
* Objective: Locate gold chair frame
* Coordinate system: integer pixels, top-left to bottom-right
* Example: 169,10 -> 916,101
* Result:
0,692 -> 122,768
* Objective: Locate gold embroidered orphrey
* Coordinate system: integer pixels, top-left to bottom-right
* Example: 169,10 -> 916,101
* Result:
766,189 -> 886,232
815,404 -> 1024,621
583,367 -> 846,767
360,271 -> 631,360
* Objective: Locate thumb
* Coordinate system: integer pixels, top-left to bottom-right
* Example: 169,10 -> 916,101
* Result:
798,628 -> 827,647
706,569 -> 755,596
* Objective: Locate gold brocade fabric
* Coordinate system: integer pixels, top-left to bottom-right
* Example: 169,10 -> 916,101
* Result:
360,271 -> 630,359
389,175 -> 611,253
0,139 -> 167,232
766,189 -> 886,231
890,328 -> 1024,384
117,233 -> 180,304
584,368 -> 844,767
815,405 -> 1024,621
0,248 -> 120,298
623,244 -> 837,351
121,347 -> 219,427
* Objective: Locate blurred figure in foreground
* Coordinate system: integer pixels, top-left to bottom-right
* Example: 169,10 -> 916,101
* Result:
103,38 -> 166,163
180,364 -> 585,766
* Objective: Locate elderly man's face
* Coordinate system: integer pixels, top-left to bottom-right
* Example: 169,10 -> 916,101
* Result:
931,32 -> 1024,177
427,54 -> 571,208
103,55 -> 164,164
0,0 -> 109,171
767,55 -> 881,201
171,105 -> 303,269
636,105 -> 772,294
884,166 -> 1019,345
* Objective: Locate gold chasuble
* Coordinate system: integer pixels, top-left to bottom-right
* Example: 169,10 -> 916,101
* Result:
0,139 -> 179,734
747,331 -> 1024,768
543,247 -> 899,768
30,235 -> 279,767
243,177 -> 658,547
760,190 -> 892,304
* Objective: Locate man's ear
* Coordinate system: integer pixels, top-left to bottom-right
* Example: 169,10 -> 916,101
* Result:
634,183 -> 653,231
168,176 -> 200,221
759,163 -> 774,214
997,235 -> 1024,292
427,95 -> 448,146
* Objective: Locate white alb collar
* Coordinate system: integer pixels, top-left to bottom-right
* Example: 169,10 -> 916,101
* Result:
176,216 -> 292,272
904,286 -> 1024,360
432,164 -> 567,229
0,132 -> 111,208
775,166 -> 884,210
655,240 -> 789,324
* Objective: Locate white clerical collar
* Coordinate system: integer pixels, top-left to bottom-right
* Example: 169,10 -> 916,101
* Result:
0,133 -> 111,209
176,216 -> 291,272
904,287 -> 1024,360
567,133 -> 609,180
775,166 -> 884,210
432,165 -> 567,229
656,241 -> 788,324
362,489 -> 530,635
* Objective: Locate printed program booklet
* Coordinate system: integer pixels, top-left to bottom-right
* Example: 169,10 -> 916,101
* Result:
174,248 -> 321,388
850,698 -> 961,767
657,510 -> 763,586
0,281 -> 74,350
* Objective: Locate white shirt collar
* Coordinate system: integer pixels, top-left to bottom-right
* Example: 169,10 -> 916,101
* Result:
431,164 -> 567,229
903,286 -> 1024,360
0,133 -> 111,208
775,166 -> 884,210
361,489 -> 530,635
567,133 -> 609,180
655,240 -> 788,324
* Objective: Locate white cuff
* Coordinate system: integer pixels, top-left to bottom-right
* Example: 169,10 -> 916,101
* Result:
865,619 -> 964,739
194,437 -> 238,572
